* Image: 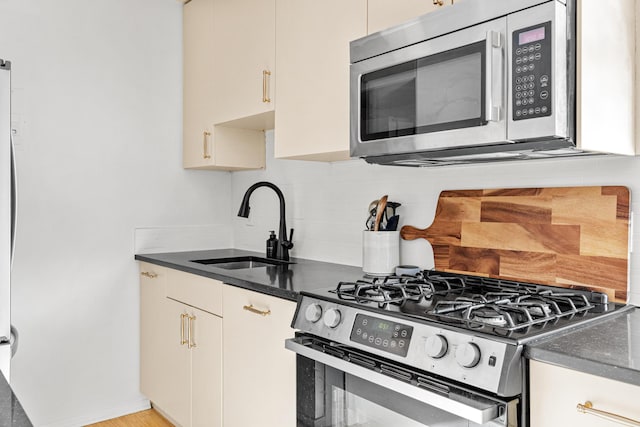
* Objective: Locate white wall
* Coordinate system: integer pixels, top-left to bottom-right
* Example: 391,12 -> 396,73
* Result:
1,1 -> 639,425
0,1 -> 232,426
233,131 -> 640,306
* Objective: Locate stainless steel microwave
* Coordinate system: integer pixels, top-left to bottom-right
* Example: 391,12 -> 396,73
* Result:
350,0 -> 581,166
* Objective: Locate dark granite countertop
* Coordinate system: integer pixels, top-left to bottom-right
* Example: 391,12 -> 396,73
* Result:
525,306 -> 640,386
138,249 -> 640,386
135,248 -> 365,301
0,371 -> 32,427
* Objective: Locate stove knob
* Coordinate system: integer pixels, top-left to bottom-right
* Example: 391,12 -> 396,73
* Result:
323,308 -> 342,328
425,335 -> 448,359
455,342 -> 481,368
304,303 -> 323,323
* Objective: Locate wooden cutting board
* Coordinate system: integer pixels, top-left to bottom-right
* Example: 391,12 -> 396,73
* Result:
401,186 -> 631,302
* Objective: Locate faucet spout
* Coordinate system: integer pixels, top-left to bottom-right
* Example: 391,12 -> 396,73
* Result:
237,181 -> 294,261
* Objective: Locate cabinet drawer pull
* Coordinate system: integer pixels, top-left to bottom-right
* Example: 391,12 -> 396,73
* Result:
180,313 -> 188,346
262,70 -> 271,103
203,131 -> 211,159
243,304 -> 271,317
187,315 -> 196,349
140,271 -> 158,278
577,401 -> 640,426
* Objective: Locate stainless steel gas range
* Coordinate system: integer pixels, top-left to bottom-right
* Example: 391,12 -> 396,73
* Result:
286,270 -> 630,427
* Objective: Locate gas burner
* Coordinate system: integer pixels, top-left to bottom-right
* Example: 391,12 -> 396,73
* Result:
360,275 -> 401,286
468,307 -> 508,327
334,281 -> 416,308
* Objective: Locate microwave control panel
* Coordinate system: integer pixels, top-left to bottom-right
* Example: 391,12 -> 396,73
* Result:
512,21 -> 552,121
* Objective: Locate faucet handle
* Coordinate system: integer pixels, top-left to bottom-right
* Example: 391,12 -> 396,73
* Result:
282,228 -> 294,250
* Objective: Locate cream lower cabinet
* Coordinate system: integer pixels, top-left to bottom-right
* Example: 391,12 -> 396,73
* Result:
139,264 -> 223,427
140,263 -> 173,410
222,285 -> 297,427
529,360 -> 640,427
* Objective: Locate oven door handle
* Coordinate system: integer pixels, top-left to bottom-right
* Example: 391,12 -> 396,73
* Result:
285,338 -> 501,425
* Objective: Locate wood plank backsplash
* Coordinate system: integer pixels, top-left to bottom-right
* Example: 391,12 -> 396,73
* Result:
400,186 -> 630,302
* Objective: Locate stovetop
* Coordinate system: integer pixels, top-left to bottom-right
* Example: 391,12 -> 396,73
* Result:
303,270 -> 627,344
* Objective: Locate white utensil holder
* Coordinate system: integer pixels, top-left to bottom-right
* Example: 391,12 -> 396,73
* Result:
362,231 -> 400,276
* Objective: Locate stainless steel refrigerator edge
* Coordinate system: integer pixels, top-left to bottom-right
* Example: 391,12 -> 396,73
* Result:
0,58 -> 16,381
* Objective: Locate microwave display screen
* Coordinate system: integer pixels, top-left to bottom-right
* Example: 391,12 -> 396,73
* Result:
519,27 -> 545,45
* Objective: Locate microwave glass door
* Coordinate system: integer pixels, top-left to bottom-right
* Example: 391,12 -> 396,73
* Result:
351,17 -> 507,157
361,41 -> 485,142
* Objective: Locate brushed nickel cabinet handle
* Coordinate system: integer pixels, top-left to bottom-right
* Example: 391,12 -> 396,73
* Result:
203,131 -> 211,159
140,271 -> 158,278
243,304 -> 271,317
180,313 -> 188,346
262,70 -> 271,103
188,315 -> 196,349
433,0 -> 444,5
577,401 -> 640,426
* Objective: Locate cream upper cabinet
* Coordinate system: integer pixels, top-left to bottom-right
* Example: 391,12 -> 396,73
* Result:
211,0 -> 275,125
530,360 -> 640,427
274,0 -> 367,161
367,0 -> 450,34
182,0 -> 266,171
577,0 -> 636,155
222,285 -> 297,427
183,0 -> 215,169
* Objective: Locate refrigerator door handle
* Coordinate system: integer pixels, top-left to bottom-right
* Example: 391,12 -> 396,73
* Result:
10,325 -> 17,358
10,130 -> 16,268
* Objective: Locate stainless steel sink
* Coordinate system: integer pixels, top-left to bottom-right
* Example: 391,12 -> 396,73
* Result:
191,256 -> 294,270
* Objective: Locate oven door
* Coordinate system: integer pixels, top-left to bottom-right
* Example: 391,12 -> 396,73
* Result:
286,335 -> 519,427
350,17 -> 507,158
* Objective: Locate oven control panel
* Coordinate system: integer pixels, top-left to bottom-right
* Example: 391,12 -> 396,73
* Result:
511,21 -> 552,121
349,314 -> 414,357
292,295 -> 522,396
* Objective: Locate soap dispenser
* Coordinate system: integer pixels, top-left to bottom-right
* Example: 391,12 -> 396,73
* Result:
266,230 -> 278,259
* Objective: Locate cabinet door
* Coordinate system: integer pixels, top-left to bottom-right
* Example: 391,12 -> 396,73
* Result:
367,0 -> 446,34
190,307 -> 223,427
211,0 -> 275,124
274,0 -> 367,161
140,264 -> 169,404
160,298 -> 192,427
530,360 -> 640,427
183,0 -> 216,168
222,286 -> 297,427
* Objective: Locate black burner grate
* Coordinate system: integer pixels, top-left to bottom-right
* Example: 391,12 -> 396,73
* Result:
332,270 -> 603,334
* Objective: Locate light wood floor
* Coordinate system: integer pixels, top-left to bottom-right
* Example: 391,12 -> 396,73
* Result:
85,409 -> 174,427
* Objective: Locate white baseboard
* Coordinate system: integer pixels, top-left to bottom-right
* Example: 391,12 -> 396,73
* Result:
40,397 -> 151,427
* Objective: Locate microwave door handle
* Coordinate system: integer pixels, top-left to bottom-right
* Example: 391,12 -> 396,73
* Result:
485,30 -> 503,122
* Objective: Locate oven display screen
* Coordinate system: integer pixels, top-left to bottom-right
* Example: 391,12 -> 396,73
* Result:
350,314 -> 413,357
519,27 -> 545,45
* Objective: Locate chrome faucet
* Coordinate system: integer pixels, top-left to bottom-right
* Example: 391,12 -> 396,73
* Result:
237,181 -> 294,261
